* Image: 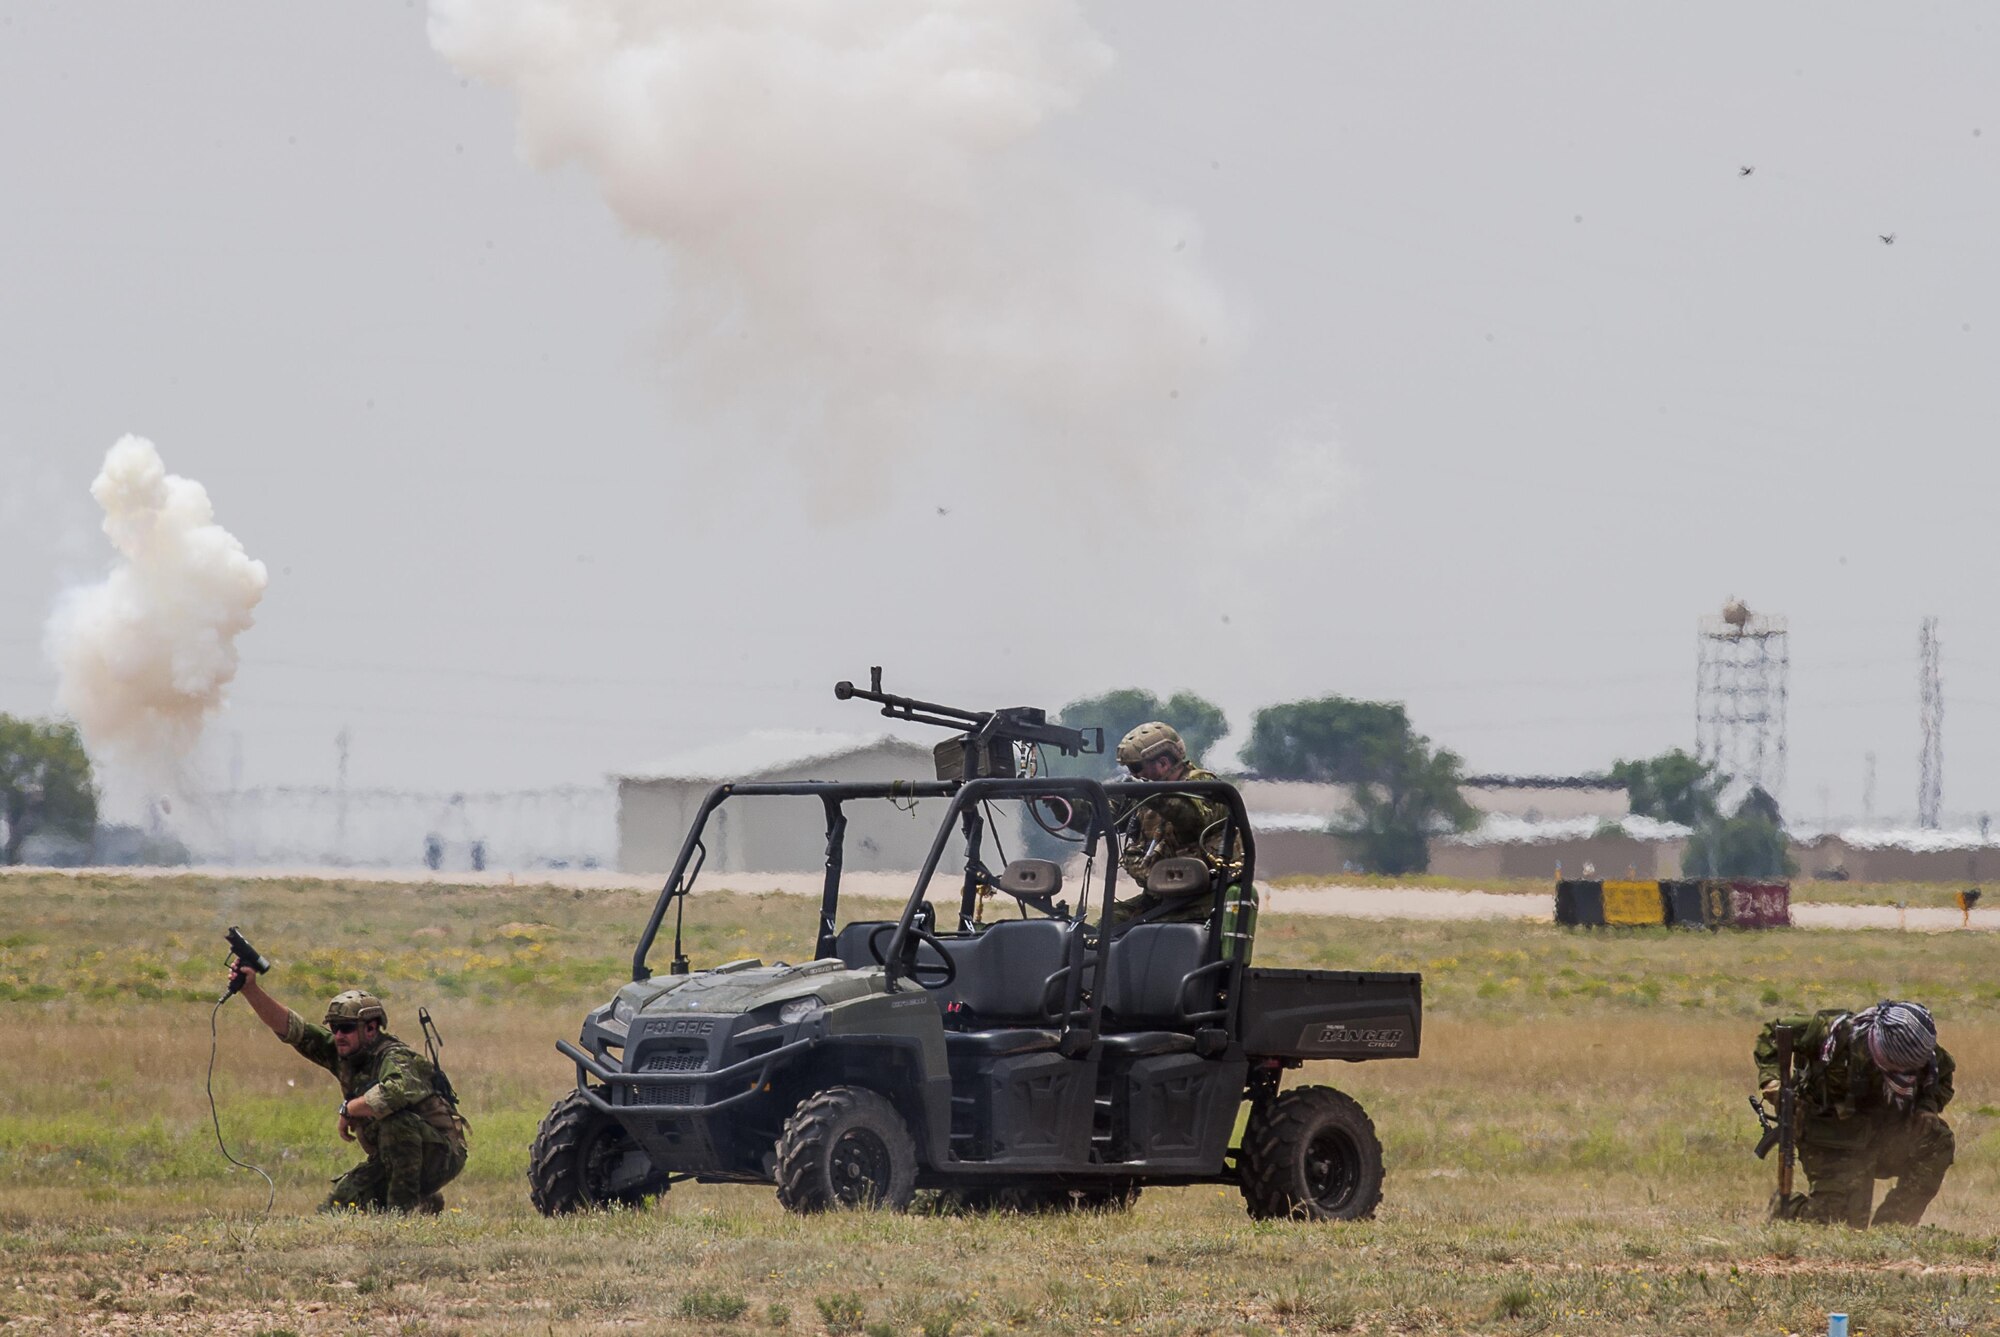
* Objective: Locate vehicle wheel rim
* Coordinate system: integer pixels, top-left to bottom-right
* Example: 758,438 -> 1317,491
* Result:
1302,1126 -> 1360,1211
830,1129 -> 892,1206
582,1123 -> 628,1198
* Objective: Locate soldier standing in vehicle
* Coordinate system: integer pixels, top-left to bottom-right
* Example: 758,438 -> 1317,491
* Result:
229,964 -> 468,1213
1754,1000 -> 1954,1227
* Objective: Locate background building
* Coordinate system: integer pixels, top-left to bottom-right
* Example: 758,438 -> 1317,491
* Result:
616,730 -> 968,875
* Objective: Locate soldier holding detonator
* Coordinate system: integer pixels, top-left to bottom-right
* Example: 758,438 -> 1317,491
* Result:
224,928 -> 468,1213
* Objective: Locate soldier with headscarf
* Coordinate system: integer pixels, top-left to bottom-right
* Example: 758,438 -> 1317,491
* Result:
1754,1000 -> 1955,1227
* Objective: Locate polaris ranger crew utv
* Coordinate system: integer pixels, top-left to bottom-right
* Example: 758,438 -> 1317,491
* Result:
530,671 -> 1422,1219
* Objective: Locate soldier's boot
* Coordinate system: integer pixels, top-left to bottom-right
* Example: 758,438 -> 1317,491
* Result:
1873,1115 -> 1953,1228
417,1191 -> 446,1215
322,1160 -> 390,1213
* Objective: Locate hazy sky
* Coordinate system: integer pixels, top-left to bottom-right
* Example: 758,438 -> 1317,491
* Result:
3,3 -> 1997,829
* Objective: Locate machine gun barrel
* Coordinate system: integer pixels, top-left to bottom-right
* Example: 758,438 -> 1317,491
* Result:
834,668 -> 1103,762
836,667 -> 990,732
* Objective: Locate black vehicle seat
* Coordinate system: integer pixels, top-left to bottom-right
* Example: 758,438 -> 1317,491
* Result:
941,918 -> 1076,1058
1102,923 -> 1221,1029
829,921 -> 950,975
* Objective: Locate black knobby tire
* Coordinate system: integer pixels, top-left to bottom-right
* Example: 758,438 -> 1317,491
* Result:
774,1086 -> 918,1214
527,1089 -> 664,1215
1238,1085 -> 1384,1222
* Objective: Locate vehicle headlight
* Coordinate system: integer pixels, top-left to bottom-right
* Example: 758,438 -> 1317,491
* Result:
778,996 -> 825,1026
609,995 -> 635,1026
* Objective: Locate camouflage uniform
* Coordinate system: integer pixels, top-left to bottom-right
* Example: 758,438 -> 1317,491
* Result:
1105,765 -> 1231,927
284,1011 -> 469,1212
1755,1009 -> 1955,1227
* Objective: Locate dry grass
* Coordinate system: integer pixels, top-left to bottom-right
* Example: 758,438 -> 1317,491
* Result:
2,871 -> 1998,1334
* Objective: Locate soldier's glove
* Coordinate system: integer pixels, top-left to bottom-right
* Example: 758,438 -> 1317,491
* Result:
1760,1079 -> 1782,1109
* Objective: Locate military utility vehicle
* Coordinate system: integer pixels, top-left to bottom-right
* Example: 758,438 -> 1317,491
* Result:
529,672 -> 1422,1219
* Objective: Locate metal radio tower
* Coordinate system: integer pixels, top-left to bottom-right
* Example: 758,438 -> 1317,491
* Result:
1918,617 -> 1943,828
1696,599 -> 1789,798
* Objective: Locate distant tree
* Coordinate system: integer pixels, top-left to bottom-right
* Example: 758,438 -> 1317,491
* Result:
1240,697 -> 1411,783
0,715 -> 98,865
1345,731 -> 1479,875
1683,788 -> 1795,879
1054,688 -> 1229,770
1241,694 -> 1472,874
1610,749 -> 1721,827
1688,788 -> 1800,880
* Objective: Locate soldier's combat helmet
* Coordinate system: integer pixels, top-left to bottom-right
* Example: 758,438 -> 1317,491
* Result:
1860,1000 -> 1937,1073
1117,721 -> 1187,771
325,989 -> 389,1028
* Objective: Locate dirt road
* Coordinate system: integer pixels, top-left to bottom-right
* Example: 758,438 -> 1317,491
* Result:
15,864 -> 1993,931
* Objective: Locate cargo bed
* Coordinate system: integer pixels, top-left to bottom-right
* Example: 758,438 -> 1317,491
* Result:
1234,968 -> 1423,1060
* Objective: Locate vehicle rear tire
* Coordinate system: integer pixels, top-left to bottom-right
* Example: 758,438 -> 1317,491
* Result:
528,1089 -> 667,1215
1238,1085 -> 1384,1221
775,1086 -> 918,1213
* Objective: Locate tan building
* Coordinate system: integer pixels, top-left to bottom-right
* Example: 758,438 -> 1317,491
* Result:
615,731 -> 958,875
1793,832 -> 1996,884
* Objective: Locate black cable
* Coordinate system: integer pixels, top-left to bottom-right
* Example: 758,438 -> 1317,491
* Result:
208,996 -> 275,1216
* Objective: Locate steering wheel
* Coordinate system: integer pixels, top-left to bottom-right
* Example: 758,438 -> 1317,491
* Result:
866,923 -> 959,991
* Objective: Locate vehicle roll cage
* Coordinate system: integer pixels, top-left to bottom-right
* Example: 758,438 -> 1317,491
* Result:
631,778 -> 1258,1019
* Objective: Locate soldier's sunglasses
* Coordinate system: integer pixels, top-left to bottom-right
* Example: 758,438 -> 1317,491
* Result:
328,1022 -> 360,1035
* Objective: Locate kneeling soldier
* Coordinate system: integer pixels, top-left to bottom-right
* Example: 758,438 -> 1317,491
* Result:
1755,1000 -> 1954,1227
230,963 -> 468,1212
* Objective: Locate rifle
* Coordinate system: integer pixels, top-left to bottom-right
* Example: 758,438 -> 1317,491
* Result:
1751,1023 -> 1804,1219
835,667 -> 1103,781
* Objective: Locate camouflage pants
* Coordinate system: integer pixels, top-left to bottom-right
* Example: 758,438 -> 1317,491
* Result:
322,1110 -> 467,1213
1797,1111 -> 1953,1227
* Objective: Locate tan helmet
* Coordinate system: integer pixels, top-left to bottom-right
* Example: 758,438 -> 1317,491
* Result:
324,990 -> 388,1028
1117,721 -> 1187,770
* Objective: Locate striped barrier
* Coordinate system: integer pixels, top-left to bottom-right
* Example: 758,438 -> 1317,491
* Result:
1601,880 -> 1666,926
1554,879 -> 1789,929
1554,880 -> 1606,926
1660,879 -> 1707,928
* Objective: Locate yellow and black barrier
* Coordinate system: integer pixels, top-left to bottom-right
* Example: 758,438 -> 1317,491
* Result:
1554,879 -> 1789,929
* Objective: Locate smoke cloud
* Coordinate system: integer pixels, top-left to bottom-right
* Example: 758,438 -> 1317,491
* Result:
45,436 -> 268,767
428,0 -> 1236,504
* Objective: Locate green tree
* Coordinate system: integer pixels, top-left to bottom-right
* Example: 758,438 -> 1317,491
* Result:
1243,695 -> 1474,874
0,715 -> 98,865
1346,732 -> 1479,875
1054,688 -> 1228,770
1240,697 -> 1411,783
1609,749 -> 1721,827
1683,786 -> 1794,878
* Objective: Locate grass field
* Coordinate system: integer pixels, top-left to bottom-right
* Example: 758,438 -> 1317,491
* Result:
2,871 -> 1997,1335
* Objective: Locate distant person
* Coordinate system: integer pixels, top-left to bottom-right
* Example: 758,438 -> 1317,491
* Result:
1755,1000 -> 1954,1226
229,964 -> 468,1213
1049,722 -> 1230,927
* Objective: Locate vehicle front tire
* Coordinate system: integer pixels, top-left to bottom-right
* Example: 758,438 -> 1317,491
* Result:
1238,1085 -> 1384,1222
527,1089 -> 667,1215
775,1086 -> 918,1213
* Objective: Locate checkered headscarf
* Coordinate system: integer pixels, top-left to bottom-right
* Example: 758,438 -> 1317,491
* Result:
1854,1000 -> 1937,1074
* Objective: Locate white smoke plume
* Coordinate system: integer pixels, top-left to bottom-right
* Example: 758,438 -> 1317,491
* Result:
45,436 -> 268,766
428,0 -> 1235,504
